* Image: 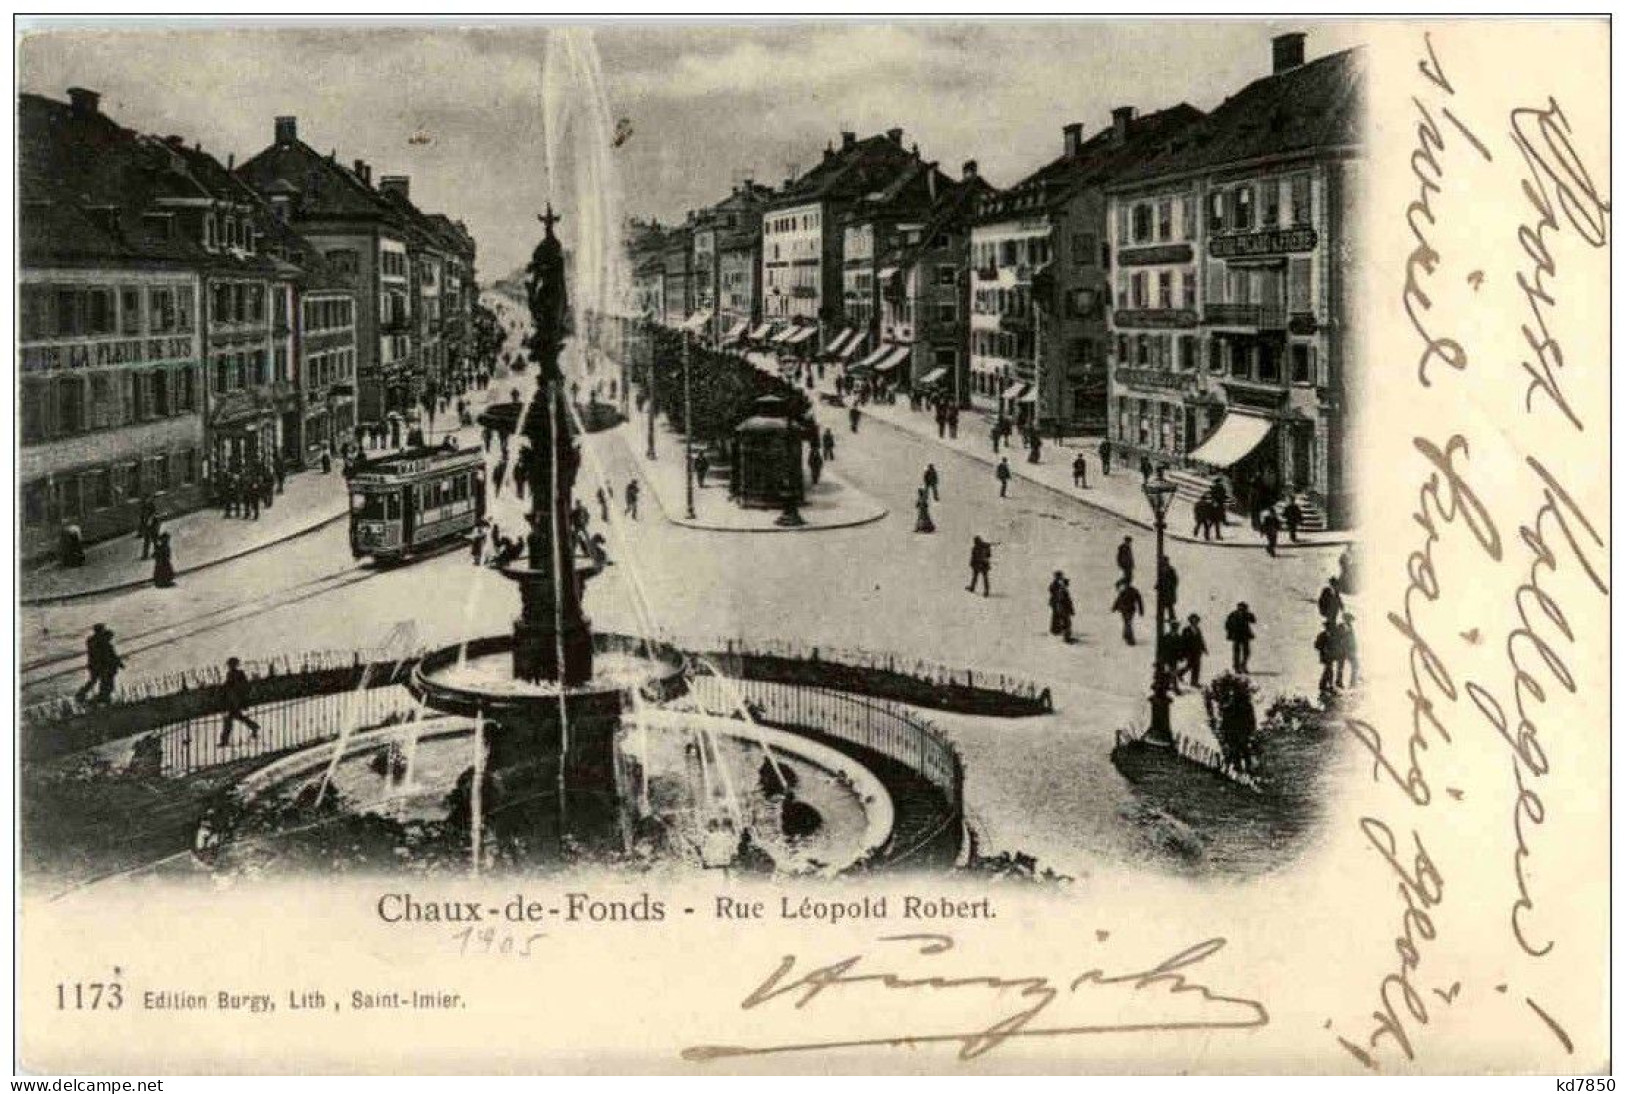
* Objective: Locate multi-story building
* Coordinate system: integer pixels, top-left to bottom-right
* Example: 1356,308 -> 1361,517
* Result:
701,180 -> 773,345
1106,33 -> 1363,529
661,222 -> 694,329
239,117 -> 418,426
871,161 -> 994,403
295,280 -> 358,461
624,218 -> 667,320
425,213 -> 478,391
969,103 -> 1202,430
18,91 -> 210,560
761,128 -> 925,345
838,154 -> 955,363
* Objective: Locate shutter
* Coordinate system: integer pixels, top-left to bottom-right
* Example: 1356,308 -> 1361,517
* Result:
1289,257 -> 1312,310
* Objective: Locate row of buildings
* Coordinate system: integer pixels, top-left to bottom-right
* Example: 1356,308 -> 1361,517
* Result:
626,32 -> 1362,528
19,89 -> 479,560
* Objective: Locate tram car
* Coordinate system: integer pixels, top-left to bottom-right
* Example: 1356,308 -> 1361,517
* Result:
348,445 -> 486,562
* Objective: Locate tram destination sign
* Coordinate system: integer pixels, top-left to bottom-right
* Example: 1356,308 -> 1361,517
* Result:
1208,226 -> 1318,259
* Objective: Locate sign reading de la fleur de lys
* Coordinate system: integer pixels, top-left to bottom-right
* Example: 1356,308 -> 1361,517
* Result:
1207,226 -> 1318,259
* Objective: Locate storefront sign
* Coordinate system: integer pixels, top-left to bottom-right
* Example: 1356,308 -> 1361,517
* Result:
1208,227 -> 1317,259
20,336 -> 196,373
1118,243 -> 1193,267
1112,308 -> 1198,329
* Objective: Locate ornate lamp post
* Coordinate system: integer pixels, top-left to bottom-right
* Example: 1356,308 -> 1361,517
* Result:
644,323 -> 657,461
683,332 -> 696,520
1143,468 -> 1177,745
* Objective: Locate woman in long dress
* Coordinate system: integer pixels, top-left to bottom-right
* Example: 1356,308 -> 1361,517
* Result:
152,532 -> 175,588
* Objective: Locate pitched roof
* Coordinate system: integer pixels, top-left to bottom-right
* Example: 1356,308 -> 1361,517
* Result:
1110,47 -> 1365,187
976,103 -> 1205,222
237,137 -> 402,224
879,173 -> 997,273
770,132 -> 925,208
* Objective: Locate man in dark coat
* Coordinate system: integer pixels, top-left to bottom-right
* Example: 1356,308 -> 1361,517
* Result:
1193,496 -> 1214,541
1072,453 -> 1088,489
1112,581 -> 1145,645
848,405 -> 861,434
1225,601 -> 1256,673
624,479 -> 640,520
1283,496 -> 1304,542
1261,508 -> 1281,556
1315,618 -> 1340,695
822,428 -> 835,461
996,458 -> 1012,498
1318,577 -> 1343,626
75,624 -> 124,705
218,657 -> 262,747
1156,557 -> 1179,628
1098,439 -> 1112,475
1179,614 -> 1208,687
966,536 -> 992,596
1115,536 -> 1135,589
137,496 -> 158,559
923,463 -> 940,501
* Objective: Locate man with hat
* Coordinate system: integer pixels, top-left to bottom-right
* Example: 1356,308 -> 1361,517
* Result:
218,657 -> 262,747
75,624 -> 124,705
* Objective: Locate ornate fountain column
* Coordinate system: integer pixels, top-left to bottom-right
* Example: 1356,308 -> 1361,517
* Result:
508,205 -> 595,687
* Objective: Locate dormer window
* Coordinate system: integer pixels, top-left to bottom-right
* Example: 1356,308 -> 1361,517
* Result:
203,215 -> 217,250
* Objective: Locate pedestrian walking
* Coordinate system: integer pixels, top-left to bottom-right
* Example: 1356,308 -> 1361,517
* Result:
1225,601 -> 1256,673
1111,582 -> 1145,645
1028,432 -> 1042,464
1315,618 -> 1340,696
808,447 -> 824,485
1283,496 -> 1304,543
320,446 -> 332,474
1261,508 -> 1281,556
1140,455 -> 1153,483
1193,496 -> 1214,541
217,657 -> 262,747
492,457 -> 508,497
625,479 -> 640,520
822,428 -> 835,462
151,532 -> 175,588
75,623 -> 123,705
1318,577 -> 1343,625
923,463 -> 940,502
1072,453 -> 1088,489
1156,557 -> 1179,628
990,421 -> 1002,454
272,452 -> 286,494
1179,614 -> 1207,687
597,487 -> 610,524
1210,479 -> 1229,523
1098,439 -> 1112,476
1115,535 -> 1135,589
1338,611 -> 1360,687
947,406 -> 959,439
996,457 -> 1012,498
470,531 -> 485,566
138,496 -> 157,558
695,451 -> 710,487
966,536 -> 992,596
483,425 -> 494,453
914,486 -> 936,534
848,405 -> 861,434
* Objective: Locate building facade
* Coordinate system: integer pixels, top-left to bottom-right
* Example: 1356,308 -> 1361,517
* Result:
1106,34 -> 1363,528
969,105 -> 1202,431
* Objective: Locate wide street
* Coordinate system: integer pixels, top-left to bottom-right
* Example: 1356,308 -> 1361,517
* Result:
22,305 -> 1338,878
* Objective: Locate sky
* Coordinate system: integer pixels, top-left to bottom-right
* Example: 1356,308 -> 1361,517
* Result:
19,20 -> 1366,283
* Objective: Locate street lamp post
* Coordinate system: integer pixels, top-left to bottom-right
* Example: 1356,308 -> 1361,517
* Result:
683,332 -> 696,520
1143,468 -> 1177,746
645,323 -> 657,461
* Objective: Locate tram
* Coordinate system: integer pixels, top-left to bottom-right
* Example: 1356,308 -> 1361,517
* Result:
348,444 -> 486,562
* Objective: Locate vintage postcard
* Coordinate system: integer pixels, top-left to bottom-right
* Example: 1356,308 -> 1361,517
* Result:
11,17 -> 1610,1076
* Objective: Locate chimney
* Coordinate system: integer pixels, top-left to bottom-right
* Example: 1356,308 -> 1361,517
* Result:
274,115 -> 297,145
962,159 -> 978,180
887,127 -> 903,145
227,153 -> 235,171
1062,122 -> 1084,157
926,162 -> 938,203
1111,106 -> 1136,144
1272,32 -> 1306,74
353,160 -> 371,186
66,87 -> 100,119
379,175 -> 410,201
841,131 -> 856,149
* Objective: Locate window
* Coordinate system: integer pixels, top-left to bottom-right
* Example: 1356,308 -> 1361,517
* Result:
1136,335 -> 1149,366
1071,338 -> 1094,367
127,459 -> 144,498
85,289 -> 115,335
177,366 -> 196,412
1071,233 -> 1093,267
1182,270 -> 1197,309
235,354 -> 248,390
55,476 -> 81,522
21,380 -> 48,444
1209,338 -> 1226,374
175,287 -> 194,332
1182,196 -> 1197,240
1291,343 -> 1315,384
1207,191 -> 1226,232
1234,187 -> 1255,231
214,359 -> 229,393
151,454 -> 171,493
935,300 -> 957,324
1258,343 -> 1281,383
153,369 -> 170,416
1131,204 -> 1153,244
1156,200 -> 1173,241
1130,272 -> 1148,309
936,264 -> 956,287
119,372 -> 136,424
1289,258 -> 1313,311
183,449 -> 199,486
89,374 -> 113,429
150,287 -> 175,332
22,481 -> 49,527
1263,181 -> 1281,228
55,377 -> 85,435
1230,342 -> 1251,379
120,287 -> 142,334
1290,175 -> 1312,226
88,469 -> 112,510
1157,271 -> 1172,308
20,286 -> 48,341
1179,336 -> 1196,371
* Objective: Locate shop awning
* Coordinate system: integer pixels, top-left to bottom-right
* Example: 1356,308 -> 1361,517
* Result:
825,328 -> 856,355
852,344 -> 891,371
878,266 -> 900,281
839,334 -> 866,359
1001,381 -> 1029,401
873,345 -> 912,373
919,367 -> 947,386
1186,409 -> 1274,468
772,324 -> 801,344
785,325 -> 819,346
1019,388 -> 1039,403
747,322 -> 774,341
680,310 -> 712,332
720,320 -> 747,344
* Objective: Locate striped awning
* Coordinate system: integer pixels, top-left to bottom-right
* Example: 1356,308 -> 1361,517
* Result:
772,324 -> 801,344
852,343 -> 891,370
1001,381 -> 1029,401
919,367 -> 948,385
873,345 -> 912,373
825,328 -> 856,355
720,320 -> 747,344
785,325 -> 818,346
747,322 -> 774,341
838,333 -> 866,360
680,309 -> 712,332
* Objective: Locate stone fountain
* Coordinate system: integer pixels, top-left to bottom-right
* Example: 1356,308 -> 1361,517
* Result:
411,205 -> 686,859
